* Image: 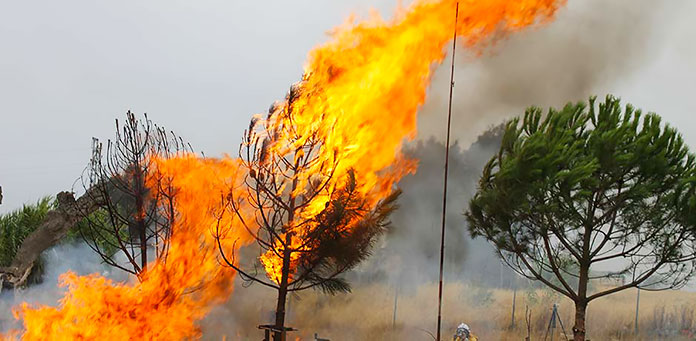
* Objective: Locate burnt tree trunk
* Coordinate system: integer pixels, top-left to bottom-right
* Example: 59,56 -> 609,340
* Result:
0,190 -> 100,289
133,164 -> 147,273
273,171 -> 298,341
273,232 -> 292,341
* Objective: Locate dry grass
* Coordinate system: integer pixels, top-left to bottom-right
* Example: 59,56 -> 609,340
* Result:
212,281 -> 696,340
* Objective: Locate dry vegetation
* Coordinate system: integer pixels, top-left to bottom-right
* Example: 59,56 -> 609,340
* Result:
211,280 -> 696,340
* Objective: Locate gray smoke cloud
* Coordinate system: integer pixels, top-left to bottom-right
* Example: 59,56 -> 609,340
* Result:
419,0 -> 675,146
350,0 -> 679,289
349,132 -> 505,287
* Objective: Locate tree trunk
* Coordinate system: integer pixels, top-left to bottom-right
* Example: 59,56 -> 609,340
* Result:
273,234 -> 292,341
273,155 -> 300,341
134,165 -> 147,273
573,263 -> 590,341
573,300 -> 587,341
0,190 -> 100,289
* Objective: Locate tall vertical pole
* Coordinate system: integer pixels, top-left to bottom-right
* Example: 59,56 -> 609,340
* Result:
550,304 -> 557,341
436,3 -> 459,341
634,287 -> 641,335
392,287 -> 399,329
511,286 -> 517,329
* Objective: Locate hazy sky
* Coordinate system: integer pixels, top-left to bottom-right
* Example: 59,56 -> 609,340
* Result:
1,0 -> 694,213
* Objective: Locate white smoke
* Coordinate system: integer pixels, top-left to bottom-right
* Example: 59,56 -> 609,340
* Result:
0,243 -> 131,332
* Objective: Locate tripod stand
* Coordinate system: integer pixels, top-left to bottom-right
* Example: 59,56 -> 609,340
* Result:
543,304 -> 569,341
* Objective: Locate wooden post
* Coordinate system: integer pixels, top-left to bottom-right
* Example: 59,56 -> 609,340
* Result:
525,305 -> 531,341
259,325 -> 296,341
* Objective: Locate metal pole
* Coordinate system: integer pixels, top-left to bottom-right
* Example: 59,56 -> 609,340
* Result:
436,3 -> 459,341
550,304 -> 557,341
511,286 -> 517,329
393,287 -> 399,329
634,287 -> 640,335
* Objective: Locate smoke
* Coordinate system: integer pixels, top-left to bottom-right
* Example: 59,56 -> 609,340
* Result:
349,130 -> 505,287
349,0 -> 679,289
419,0 -> 675,146
0,243 -> 130,332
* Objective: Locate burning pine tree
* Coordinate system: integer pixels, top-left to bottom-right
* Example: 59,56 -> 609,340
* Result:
78,112 -> 192,277
216,84 -> 400,340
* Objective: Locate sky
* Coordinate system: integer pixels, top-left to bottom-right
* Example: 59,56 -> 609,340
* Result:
0,0 -> 695,213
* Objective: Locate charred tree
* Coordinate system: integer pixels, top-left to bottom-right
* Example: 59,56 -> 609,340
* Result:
216,85 -> 400,341
467,96 -> 696,341
0,113 -> 190,287
78,112 -> 191,277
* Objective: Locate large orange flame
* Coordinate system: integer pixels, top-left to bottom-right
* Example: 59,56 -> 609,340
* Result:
7,0 -> 564,339
255,0 -> 563,282
9,156 -> 248,340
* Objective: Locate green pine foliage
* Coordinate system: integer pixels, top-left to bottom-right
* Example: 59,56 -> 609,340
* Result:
468,95 -> 696,278
466,95 -> 696,339
294,170 -> 401,294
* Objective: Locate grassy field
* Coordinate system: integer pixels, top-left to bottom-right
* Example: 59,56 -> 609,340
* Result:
216,281 -> 696,340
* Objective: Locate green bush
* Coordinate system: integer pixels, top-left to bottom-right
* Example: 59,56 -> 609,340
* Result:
0,197 -> 55,267
0,196 -> 144,286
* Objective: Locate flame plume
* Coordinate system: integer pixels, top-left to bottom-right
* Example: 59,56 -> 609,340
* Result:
7,0 -> 564,339
11,157 -> 248,340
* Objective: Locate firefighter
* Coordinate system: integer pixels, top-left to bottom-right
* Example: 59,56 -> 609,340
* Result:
453,323 -> 478,341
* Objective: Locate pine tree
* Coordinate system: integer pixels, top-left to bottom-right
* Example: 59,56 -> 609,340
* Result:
467,95 -> 696,341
